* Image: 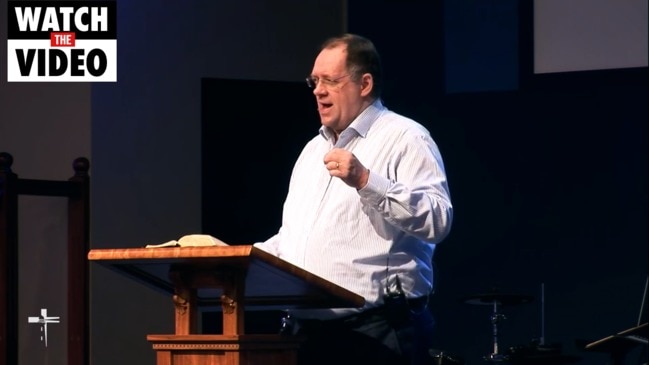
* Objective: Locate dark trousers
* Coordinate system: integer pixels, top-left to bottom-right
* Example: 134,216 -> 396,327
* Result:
291,300 -> 435,365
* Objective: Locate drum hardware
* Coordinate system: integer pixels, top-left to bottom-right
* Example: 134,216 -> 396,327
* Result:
461,284 -> 584,364
428,349 -> 465,365
462,289 -> 534,363
499,284 -> 580,364
506,342 -> 580,365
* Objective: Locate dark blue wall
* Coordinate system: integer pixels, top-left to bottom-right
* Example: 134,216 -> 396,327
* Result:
201,2 -> 648,363
345,1 -> 648,364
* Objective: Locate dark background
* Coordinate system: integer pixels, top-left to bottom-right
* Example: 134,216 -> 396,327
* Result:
6,0 -> 642,364
201,2 -> 647,364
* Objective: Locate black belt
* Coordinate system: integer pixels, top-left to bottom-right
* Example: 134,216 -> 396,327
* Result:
404,295 -> 430,311
293,295 -> 429,332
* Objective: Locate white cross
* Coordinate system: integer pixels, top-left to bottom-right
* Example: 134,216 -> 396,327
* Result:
27,308 -> 60,347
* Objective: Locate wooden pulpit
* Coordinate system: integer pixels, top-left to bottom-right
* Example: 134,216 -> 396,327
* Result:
88,245 -> 365,365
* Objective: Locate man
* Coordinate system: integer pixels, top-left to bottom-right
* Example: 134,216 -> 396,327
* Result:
254,33 -> 453,365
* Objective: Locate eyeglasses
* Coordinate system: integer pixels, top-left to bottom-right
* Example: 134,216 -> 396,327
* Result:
305,74 -> 350,89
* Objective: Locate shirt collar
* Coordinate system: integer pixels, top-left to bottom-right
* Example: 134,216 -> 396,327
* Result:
318,99 -> 386,142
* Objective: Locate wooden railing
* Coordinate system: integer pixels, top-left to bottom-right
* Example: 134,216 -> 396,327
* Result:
0,152 -> 90,365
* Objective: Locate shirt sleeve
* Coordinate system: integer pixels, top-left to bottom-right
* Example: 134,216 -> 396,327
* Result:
253,233 -> 280,256
357,133 -> 453,243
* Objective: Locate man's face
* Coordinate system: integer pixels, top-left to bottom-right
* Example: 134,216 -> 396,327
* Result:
310,45 -> 365,134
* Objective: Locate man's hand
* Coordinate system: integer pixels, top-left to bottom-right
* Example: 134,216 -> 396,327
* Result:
323,148 -> 369,190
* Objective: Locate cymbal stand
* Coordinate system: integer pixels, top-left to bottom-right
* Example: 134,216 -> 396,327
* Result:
485,300 -> 508,362
540,283 -> 546,346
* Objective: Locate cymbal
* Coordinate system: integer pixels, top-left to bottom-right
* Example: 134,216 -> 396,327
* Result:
462,292 -> 534,306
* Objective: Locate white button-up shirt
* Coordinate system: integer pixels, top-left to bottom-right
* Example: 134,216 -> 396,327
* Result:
255,99 -> 453,318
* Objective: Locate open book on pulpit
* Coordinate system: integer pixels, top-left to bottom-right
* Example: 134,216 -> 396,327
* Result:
144,234 -> 228,248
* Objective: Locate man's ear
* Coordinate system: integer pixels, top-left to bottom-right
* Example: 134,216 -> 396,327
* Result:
360,73 -> 373,97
